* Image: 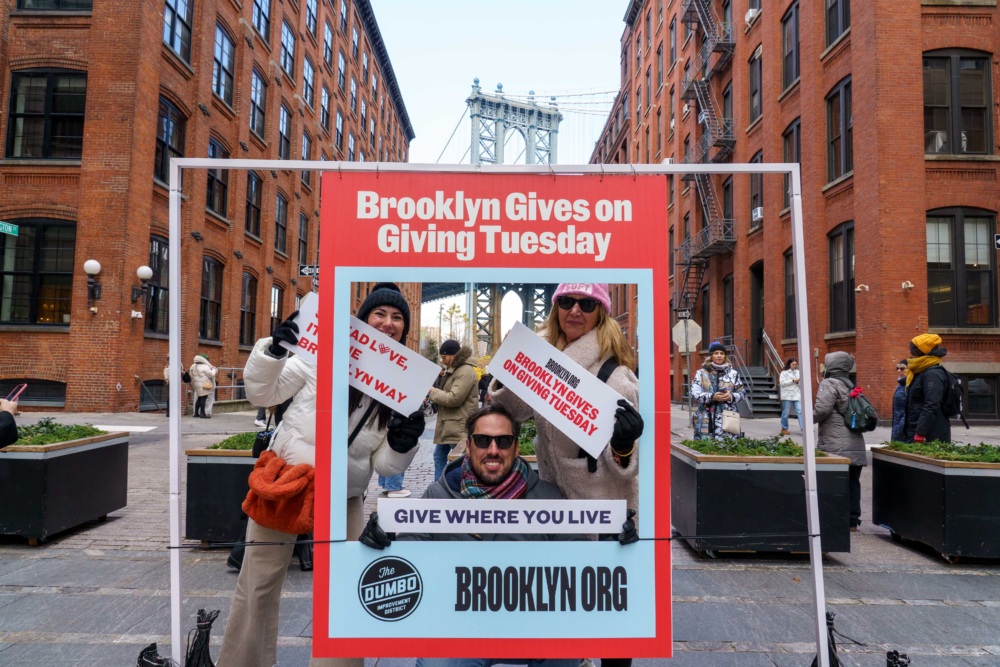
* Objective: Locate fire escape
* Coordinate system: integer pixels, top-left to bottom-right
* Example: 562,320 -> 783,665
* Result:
675,0 -> 735,312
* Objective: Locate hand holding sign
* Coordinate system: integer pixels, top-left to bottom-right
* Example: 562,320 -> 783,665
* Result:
269,310 -> 300,357
348,316 -> 441,414
387,410 -> 425,453
611,399 -> 643,454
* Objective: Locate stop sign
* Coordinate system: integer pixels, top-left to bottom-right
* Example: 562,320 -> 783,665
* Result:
672,319 -> 702,354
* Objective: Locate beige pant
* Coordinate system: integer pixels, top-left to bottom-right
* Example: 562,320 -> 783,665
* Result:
217,496 -> 365,667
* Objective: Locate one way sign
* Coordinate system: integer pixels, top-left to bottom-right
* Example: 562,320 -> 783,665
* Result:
299,265 -> 320,277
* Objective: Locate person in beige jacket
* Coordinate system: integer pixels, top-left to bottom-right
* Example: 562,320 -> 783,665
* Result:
427,340 -> 480,480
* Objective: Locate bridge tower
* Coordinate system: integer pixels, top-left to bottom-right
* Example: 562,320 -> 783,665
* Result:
467,79 -> 563,165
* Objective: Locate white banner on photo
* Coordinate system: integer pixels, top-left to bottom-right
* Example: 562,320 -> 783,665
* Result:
378,498 -> 627,534
280,292 -> 321,364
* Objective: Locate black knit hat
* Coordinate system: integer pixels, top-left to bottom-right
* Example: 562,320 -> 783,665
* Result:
708,341 -> 726,354
440,339 -> 461,355
357,282 -> 411,341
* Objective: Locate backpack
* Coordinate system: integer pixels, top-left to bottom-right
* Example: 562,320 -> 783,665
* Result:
938,366 -> 970,429
834,379 -> 878,433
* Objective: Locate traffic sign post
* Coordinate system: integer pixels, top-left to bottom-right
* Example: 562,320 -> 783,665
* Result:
672,319 -> 702,415
299,264 -> 320,277
0,221 -> 18,237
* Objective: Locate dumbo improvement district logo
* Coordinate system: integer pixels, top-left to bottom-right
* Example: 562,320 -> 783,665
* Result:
358,556 -> 423,621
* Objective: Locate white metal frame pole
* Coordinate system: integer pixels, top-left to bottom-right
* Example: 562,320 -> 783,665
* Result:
165,158 -> 828,665
790,165 -> 830,665
168,160 -> 184,664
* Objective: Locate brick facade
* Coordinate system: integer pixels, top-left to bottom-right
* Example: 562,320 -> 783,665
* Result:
594,0 -> 1000,421
0,0 -> 417,411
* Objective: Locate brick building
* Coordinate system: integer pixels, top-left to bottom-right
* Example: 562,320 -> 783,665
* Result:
0,0 -> 416,412
595,0 -> 1000,422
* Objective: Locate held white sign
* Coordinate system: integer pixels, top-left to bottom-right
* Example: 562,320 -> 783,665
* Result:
346,315 -> 441,415
378,498 -> 627,535
280,292 -> 321,364
488,321 -> 627,459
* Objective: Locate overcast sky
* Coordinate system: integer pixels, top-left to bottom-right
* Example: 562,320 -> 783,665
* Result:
371,0 -> 626,166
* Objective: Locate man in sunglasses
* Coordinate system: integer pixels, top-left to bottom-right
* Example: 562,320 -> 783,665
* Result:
361,403 -> 638,544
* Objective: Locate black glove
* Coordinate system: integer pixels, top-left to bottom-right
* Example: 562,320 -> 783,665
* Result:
387,410 -> 425,454
610,399 -> 643,454
268,310 -> 299,357
618,509 -> 638,546
359,512 -> 392,550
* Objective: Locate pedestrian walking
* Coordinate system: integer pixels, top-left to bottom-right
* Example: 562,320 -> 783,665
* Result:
691,341 -> 746,439
903,333 -> 951,444
188,354 -> 217,419
813,351 -> 866,530
779,357 -> 803,435
891,359 -> 908,442
427,338 -> 480,481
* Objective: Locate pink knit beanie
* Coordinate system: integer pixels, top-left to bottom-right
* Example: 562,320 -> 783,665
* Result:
551,283 -> 611,313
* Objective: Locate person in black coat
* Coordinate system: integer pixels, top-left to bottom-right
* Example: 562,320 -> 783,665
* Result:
0,399 -> 18,447
891,360 -> 908,442
903,333 -> 951,444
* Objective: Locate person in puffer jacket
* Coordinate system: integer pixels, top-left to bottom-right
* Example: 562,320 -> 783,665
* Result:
217,283 -> 424,667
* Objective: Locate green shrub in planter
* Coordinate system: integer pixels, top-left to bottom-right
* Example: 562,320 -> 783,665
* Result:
884,440 -> 1000,463
680,435 -> 828,458
14,417 -> 105,446
207,432 -> 256,451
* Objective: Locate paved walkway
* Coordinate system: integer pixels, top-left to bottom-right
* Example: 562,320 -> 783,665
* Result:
0,407 -> 997,665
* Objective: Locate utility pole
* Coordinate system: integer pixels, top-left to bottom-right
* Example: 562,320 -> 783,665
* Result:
438,303 -> 444,346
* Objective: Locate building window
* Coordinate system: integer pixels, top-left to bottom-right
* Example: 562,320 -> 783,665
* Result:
350,77 -> 358,113
722,176 -> 733,221
927,207 -> 997,328
722,82 -> 732,120
645,10 -> 652,50
361,99 -> 367,129
275,194 -> 288,254
303,57 -> 315,107
749,47 -> 762,123
252,0 -> 270,41
723,274 -> 734,339
782,118 -> 801,209
154,97 -> 185,183
369,117 -> 376,146
669,87 -> 675,129
211,24 -> 236,107
321,87 -> 331,131
669,18 -> 676,64
784,249 -> 797,339
0,379 -> 65,407
340,0 -> 347,33
306,0 -> 317,36
270,285 -> 284,334
645,68 -> 651,108
826,0 -> 850,46
200,257 -> 223,341
828,222 -> 855,333
299,212 -> 309,265
352,26 -> 359,60
749,151 -> 763,223
656,44 -> 663,89
923,50 -> 992,156
324,22 -> 334,67
6,70 -> 86,160
635,88 -> 641,126
668,228 -> 674,275
826,77 -> 853,181
206,138 -> 229,216
336,110 -> 344,149
0,218 -> 74,325
240,273 -> 257,346
965,376 -> 998,418
372,72 -> 378,95
301,133 -> 312,188
245,172 -> 262,237
250,69 -> 266,137
669,174 -> 675,206
363,52 -> 369,83
656,109 -> 662,153
145,235 -> 169,334
700,285 -> 711,350
338,52 -> 346,90
782,3 -> 799,89
16,0 -> 93,7
635,34 -> 641,71
280,20 -> 296,79
278,105 -> 291,159
162,0 -> 193,62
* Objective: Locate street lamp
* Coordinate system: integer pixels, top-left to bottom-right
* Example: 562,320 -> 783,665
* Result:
131,265 -> 154,303
83,259 -> 102,312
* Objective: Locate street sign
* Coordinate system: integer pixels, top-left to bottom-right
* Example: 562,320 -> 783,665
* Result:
0,221 -> 18,237
674,308 -> 692,319
299,264 -> 320,277
995,233 -> 1000,250
671,319 -> 701,354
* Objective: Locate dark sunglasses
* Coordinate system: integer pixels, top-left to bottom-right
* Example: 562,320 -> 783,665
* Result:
470,434 -> 516,450
897,366 -> 907,372
556,296 -> 599,313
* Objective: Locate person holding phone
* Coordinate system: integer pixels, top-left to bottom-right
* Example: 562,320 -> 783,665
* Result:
0,385 -> 24,447
691,341 -> 746,439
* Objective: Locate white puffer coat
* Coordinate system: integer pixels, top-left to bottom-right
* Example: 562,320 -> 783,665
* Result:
243,337 -> 418,498
189,356 -> 217,397
489,328 -> 639,510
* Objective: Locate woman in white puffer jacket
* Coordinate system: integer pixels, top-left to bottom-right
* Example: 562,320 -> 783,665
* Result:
217,283 -> 424,667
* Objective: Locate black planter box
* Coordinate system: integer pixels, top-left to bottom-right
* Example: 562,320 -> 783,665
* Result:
0,433 -> 129,544
671,443 -> 852,554
873,448 -> 1000,560
185,450 -> 255,543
